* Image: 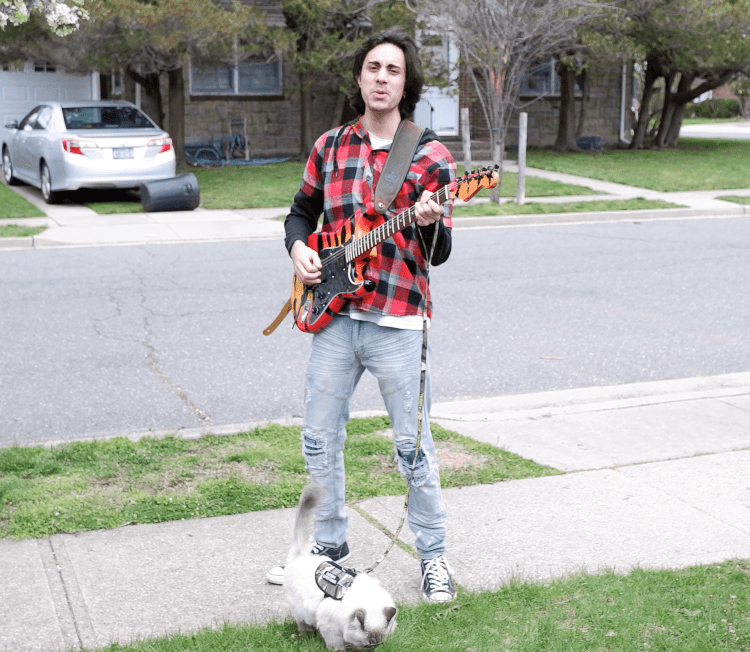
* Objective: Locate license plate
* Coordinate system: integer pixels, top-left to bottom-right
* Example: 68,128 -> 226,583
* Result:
113,147 -> 134,159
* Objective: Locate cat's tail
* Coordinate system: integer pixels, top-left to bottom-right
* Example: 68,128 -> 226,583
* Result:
287,483 -> 326,564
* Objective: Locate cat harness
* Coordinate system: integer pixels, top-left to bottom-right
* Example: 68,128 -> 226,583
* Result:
315,561 -> 357,600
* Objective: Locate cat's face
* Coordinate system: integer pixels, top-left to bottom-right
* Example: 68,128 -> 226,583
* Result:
344,606 -> 398,648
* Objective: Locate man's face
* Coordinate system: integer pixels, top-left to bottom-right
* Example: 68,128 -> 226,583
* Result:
357,42 -> 407,116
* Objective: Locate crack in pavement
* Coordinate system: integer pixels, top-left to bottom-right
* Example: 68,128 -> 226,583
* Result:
146,343 -> 211,425
130,261 -> 212,427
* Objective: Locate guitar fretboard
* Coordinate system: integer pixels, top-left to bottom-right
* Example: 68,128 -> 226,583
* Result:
345,184 -> 453,262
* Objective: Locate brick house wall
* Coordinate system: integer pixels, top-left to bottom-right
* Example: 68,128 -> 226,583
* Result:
130,63 -> 342,159
148,59 -> 633,160
182,63 -> 302,157
444,62 -> 634,158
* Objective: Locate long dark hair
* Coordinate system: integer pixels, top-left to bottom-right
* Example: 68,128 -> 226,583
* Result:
346,27 -> 424,120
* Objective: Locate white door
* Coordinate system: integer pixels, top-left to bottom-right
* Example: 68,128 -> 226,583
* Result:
414,31 -> 459,137
1,67 -> 96,128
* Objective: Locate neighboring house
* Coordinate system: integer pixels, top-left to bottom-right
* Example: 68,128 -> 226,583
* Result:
2,17 -> 634,161
450,59 -> 636,159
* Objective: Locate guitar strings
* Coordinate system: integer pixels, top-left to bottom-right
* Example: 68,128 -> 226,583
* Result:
326,184 -> 449,267
316,169 -> 492,271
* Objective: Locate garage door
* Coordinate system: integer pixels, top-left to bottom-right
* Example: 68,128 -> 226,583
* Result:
0,69 -> 97,127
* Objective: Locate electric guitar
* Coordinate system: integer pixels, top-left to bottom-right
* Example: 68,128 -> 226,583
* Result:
264,166 -> 499,335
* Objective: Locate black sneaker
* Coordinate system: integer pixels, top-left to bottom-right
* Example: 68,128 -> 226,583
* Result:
420,556 -> 456,603
311,540 -> 351,563
266,541 -> 350,585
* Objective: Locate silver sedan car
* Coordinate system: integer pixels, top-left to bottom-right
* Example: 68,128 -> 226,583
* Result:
2,100 -> 176,203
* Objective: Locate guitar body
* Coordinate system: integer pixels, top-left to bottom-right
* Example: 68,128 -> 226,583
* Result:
271,166 -> 499,337
293,229 -> 375,333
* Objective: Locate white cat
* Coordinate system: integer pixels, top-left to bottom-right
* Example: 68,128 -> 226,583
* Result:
284,484 -> 398,650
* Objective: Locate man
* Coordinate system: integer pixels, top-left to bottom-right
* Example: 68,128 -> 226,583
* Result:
269,27 -> 457,603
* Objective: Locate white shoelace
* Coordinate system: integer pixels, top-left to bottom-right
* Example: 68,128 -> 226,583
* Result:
421,557 -> 454,594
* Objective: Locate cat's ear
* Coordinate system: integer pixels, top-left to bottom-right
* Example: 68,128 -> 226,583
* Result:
384,606 -> 397,623
354,609 -> 366,628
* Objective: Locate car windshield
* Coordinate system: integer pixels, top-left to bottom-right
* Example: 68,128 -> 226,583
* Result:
62,106 -> 155,130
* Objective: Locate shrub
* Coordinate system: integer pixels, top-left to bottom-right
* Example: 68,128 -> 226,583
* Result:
686,98 -> 741,119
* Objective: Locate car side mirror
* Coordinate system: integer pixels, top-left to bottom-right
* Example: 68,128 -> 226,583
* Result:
4,120 -> 18,129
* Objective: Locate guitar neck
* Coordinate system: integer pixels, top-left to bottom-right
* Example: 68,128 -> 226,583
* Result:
345,184 -> 452,262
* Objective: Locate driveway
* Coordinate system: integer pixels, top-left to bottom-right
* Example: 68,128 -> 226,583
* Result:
680,120 -> 750,140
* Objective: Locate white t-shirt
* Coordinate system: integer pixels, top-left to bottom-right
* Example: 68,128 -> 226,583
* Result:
349,131 -> 429,331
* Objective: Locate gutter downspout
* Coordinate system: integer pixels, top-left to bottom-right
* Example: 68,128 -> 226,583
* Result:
619,61 -> 630,145
91,72 -> 101,101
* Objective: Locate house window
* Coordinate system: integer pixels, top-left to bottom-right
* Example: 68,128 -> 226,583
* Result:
520,60 -> 558,96
190,59 -> 282,96
34,61 -> 57,73
519,59 -> 581,97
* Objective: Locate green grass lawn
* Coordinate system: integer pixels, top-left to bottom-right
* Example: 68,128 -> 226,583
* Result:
5,134 -> 750,219
526,137 -> 750,192
0,417 -> 558,540
0,224 -> 46,237
453,197 -> 682,218
83,560 -> 750,652
0,184 -> 45,219
718,195 -> 750,205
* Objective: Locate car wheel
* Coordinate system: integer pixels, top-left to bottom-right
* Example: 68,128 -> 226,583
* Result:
2,147 -> 19,186
40,162 -> 60,204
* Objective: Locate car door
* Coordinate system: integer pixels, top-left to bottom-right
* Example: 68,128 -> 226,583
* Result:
25,106 -> 54,185
12,106 -> 43,181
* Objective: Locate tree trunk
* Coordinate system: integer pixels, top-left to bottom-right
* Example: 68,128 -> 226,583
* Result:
655,71 -> 678,148
299,71 -> 314,158
664,101 -> 686,147
739,93 -> 750,120
123,67 -> 136,105
491,136 -> 503,203
553,62 -> 578,151
576,68 -> 587,138
330,91 -> 347,131
168,67 -> 185,168
126,67 -> 164,128
631,61 -> 658,149
142,73 -> 165,129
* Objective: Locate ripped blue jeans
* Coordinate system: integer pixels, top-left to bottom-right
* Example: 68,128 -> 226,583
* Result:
301,315 -> 447,560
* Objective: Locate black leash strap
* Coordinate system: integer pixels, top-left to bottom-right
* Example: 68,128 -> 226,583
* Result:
362,217 -> 441,575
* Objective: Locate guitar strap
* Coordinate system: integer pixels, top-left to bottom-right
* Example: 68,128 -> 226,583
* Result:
263,119 -> 425,335
373,120 -> 425,214
263,298 -> 291,336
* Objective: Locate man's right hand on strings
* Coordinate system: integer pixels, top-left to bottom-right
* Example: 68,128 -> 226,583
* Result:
291,240 -> 322,285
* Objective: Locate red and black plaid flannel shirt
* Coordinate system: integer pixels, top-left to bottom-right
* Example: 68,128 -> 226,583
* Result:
284,117 -> 456,319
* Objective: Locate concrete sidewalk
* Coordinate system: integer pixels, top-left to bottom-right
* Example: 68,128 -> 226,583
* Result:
1,166 -> 748,250
2,372 -> 749,652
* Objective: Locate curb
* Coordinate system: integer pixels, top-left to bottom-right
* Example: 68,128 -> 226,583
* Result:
0,236 -> 33,249
453,206 -> 746,229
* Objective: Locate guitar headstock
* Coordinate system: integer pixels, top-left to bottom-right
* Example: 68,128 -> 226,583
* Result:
452,165 -> 500,202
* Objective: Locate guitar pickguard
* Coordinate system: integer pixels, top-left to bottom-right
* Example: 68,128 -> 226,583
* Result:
296,245 -> 373,332
311,247 -> 361,312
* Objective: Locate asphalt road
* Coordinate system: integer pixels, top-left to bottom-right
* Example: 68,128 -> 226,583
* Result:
2,216 -> 749,447
680,121 -> 750,140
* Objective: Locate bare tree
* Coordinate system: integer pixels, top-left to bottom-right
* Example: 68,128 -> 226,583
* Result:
281,0 -> 416,157
417,0 -> 607,201
625,0 -> 750,149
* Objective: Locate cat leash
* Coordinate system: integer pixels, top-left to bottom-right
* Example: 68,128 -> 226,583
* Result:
359,212 -> 440,576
